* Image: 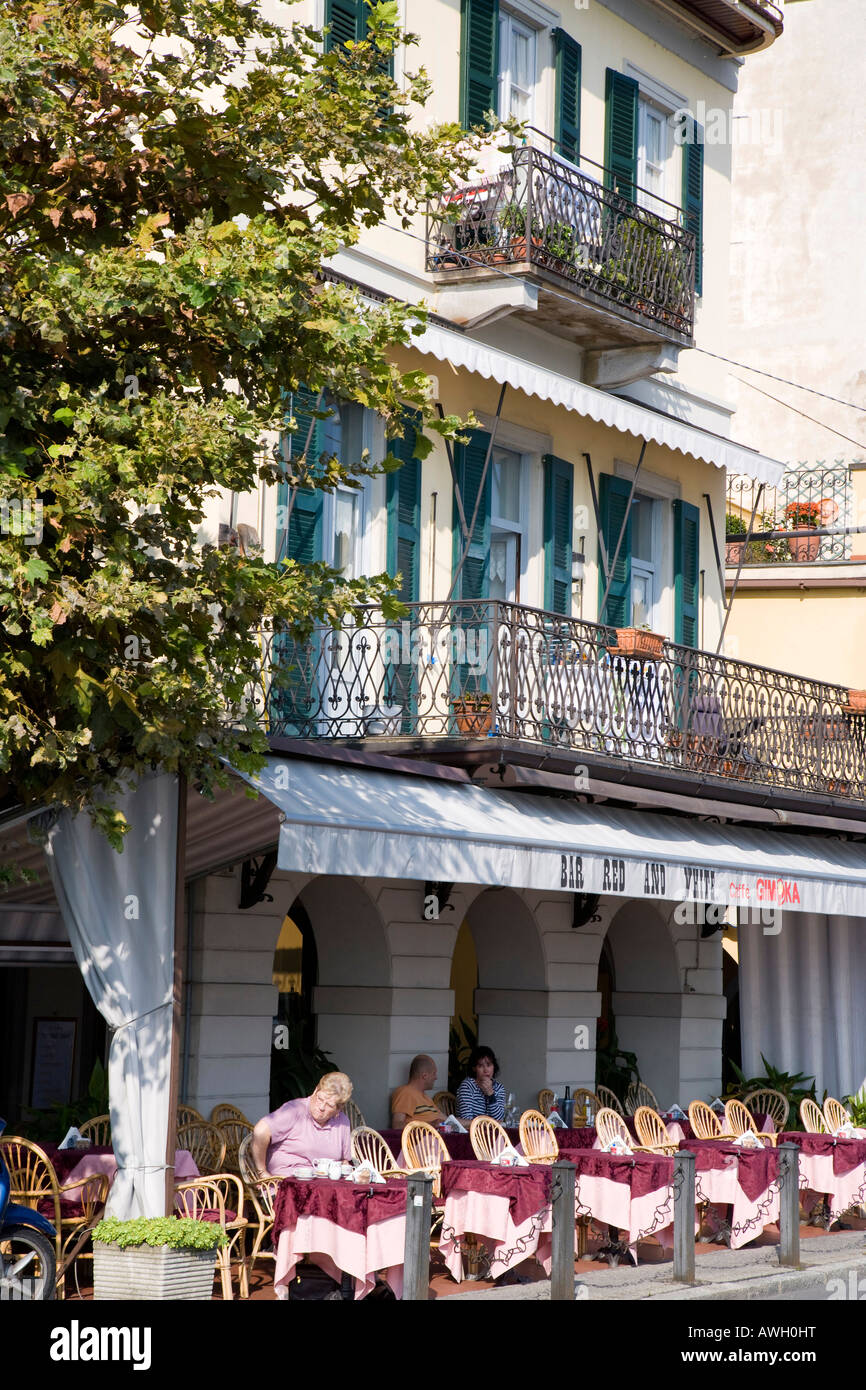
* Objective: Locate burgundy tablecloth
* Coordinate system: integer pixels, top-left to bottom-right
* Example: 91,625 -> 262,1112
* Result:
683,1141 -> 779,1203
439,1160 -> 551,1229
778,1132 -> 866,1176
273,1177 -> 407,1239
566,1149 -> 675,1197
42,1143 -> 114,1183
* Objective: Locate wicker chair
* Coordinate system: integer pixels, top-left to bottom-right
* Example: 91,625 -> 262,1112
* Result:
625,1081 -> 659,1116
725,1098 -> 776,1147
823,1097 -> 852,1133
744,1089 -> 790,1133
0,1136 -> 108,1299
175,1173 -> 249,1299
217,1118 -> 253,1175
401,1121 -> 451,1197
178,1102 -> 206,1125
633,1106 -> 678,1155
238,1133 -> 279,1294
518,1110 -> 558,1164
596,1085 -> 625,1116
343,1099 -> 366,1131
79,1114 -> 111,1146
688,1100 -> 732,1140
595,1107 -> 633,1149
177,1120 -> 227,1175
210,1102 -> 252,1127
571,1088 -> 601,1125
799,1098 -> 827,1134
434,1091 -> 457,1117
351,1126 -> 404,1178
469,1117 -> 510,1162
537,1088 -> 555,1118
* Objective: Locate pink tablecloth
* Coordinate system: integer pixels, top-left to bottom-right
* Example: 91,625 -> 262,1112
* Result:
684,1140 -> 781,1249
567,1151 -> 676,1257
778,1133 -> 866,1222
59,1149 -> 200,1204
439,1161 -> 553,1282
272,1177 -> 407,1300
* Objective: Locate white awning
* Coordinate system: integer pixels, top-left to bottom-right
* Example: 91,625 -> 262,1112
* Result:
252,758 -> 866,917
413,322 -> 784,486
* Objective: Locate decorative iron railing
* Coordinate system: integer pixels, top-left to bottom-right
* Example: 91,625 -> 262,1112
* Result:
427,145 -> 696,341
726,465 -> 853,564
254,601 -> 866,801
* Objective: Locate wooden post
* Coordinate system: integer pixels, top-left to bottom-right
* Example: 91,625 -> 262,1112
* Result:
164,773 -> 187,1216
551,1160 -> 576,1300
673,1150 -> 695,1283
402,1173 -> 433,1301
778,1142 -> 801,1268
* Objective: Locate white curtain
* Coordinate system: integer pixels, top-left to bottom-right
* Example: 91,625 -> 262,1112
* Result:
44,774 -> 178,1218
739,912 -> 866,1101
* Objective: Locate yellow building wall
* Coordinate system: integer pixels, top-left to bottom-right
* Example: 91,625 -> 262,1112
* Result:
724,586 -> 866,691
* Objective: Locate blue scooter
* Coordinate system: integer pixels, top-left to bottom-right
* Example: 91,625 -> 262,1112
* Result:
0,1118 -> 57,1299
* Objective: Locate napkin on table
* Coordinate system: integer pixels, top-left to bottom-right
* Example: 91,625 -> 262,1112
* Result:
441,1115 -> 467,1133
58,1126 -> 83,1150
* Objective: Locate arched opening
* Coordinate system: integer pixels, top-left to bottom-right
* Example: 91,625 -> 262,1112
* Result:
604,901 -> 682,1106
269,899 -> 318,1110
448,917 -> 478,1093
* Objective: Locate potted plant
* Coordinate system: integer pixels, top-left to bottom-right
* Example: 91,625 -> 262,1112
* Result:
845,688 -> 866,713
93,1216 -> 225,1301
725,511 -> 748,565
452,692 -> 492,736
784,500 -> 821,562
607,625 -> 666,660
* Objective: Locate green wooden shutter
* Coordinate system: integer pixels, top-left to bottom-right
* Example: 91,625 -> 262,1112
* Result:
604,69 -> 639,198
543,455 -> 574,616
460,0 -> 499,128
386,415 -> 422,604
452,428 -> 491,601
597,472 -> 632,627
325,0 -> 365,48
673,499 -> 700,648
682,124 -> 704,296
553,30 -> 581,164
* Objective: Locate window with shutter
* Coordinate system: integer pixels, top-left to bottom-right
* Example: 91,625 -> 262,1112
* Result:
543,455 -> 574,616
682,125 -> 704,296
325,0 -> 365,48
553,29 -> 581,165
673,499 -> 700,647
597,472 -> 632,627
452,429 -> 492,602
460,0 -> 499,128
604,69 -> 639,199
385,414 -> 422,728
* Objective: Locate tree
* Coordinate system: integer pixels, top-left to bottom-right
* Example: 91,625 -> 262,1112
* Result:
0,0 -> 475,842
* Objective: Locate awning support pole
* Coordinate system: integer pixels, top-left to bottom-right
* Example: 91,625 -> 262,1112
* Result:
598,440 -> 647,627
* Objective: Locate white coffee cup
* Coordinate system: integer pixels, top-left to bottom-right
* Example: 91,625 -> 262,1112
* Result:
327,1160 -> 342,1181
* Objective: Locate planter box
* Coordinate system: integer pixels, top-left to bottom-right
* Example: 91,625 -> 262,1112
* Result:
607,627 -> 665,660
94,1242 -> 217,1301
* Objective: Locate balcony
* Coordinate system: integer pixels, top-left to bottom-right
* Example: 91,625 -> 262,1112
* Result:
427,145 -> 696,349
726,465 -> 854,566
258,601 -> 866,807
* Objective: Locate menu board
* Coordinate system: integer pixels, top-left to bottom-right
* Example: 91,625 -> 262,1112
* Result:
30,1018 -> 77,1109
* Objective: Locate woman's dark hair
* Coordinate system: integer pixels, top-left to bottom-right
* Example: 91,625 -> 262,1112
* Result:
467,1045 -> 499,1077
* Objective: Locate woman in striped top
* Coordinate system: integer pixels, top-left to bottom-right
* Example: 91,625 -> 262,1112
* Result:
455,1045 -> 507,1122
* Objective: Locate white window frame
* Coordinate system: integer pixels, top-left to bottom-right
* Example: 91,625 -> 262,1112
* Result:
498,11 -> 538,128
490,444 -> 528,604
614,461 -> 680,635
626,64 -> 686,220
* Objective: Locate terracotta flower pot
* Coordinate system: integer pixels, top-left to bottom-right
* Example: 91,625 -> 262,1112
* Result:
607,627 -> 666,660
787,529 -> 820,562
845,689 -> 866,713
726,541 -> 746,566
452,700 -> 492,736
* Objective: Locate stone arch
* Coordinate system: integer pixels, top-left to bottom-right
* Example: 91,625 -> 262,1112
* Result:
604,900 -> 682,1107
462,888 -> 547,1110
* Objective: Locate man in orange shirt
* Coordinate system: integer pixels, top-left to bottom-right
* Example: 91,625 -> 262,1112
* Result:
390,1054 -> 446,1129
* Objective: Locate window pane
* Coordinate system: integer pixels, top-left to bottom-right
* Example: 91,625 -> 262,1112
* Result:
334,491 -> 358,576
492,449 -> 521,523
631,495 -> 654,562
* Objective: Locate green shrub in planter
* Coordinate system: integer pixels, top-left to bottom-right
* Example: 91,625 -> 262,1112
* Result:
93,1218 -> 226,1301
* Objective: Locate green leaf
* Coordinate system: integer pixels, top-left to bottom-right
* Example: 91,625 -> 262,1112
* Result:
22,556 -> 51,585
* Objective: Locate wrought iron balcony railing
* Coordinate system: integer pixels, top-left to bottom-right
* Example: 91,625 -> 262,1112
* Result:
726,465 -> 854,565
255,600 -> 866,803
427,145 -> 696,342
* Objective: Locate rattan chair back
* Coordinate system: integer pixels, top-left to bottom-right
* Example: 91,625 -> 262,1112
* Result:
596,1086 -> 625,1116
744,1089 -> 789,1131
800,1098 -> 827,1133
401,1121 -> 450,1171
434,1091 -> 457,1116
178,1103 -> 206,1125
537,1088 -> 555,1117
351,1126 -> 401,1176
571,1088 -> 601,1124
595,1107 -> 632,1149
634,1106 -> 677,1153
209,1103 -> 251,1127
725,1098 -> 776,1145
518,1110 -> 558,1164
174,1172 -> 249,1299
625,1081 -> 659,1116
343,1099 -> 366,1131
217,1118 -> 253,1174
178,1120 -> 227,1175
823,1097 -> 851,1132
469,1117 -> 510,1162
0,1135 -> 108,1298
79,1114 -> 111,1146
688,1100 -> 724,1139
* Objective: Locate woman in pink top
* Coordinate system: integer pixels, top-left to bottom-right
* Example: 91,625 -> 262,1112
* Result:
250,1072 -> 353,1177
